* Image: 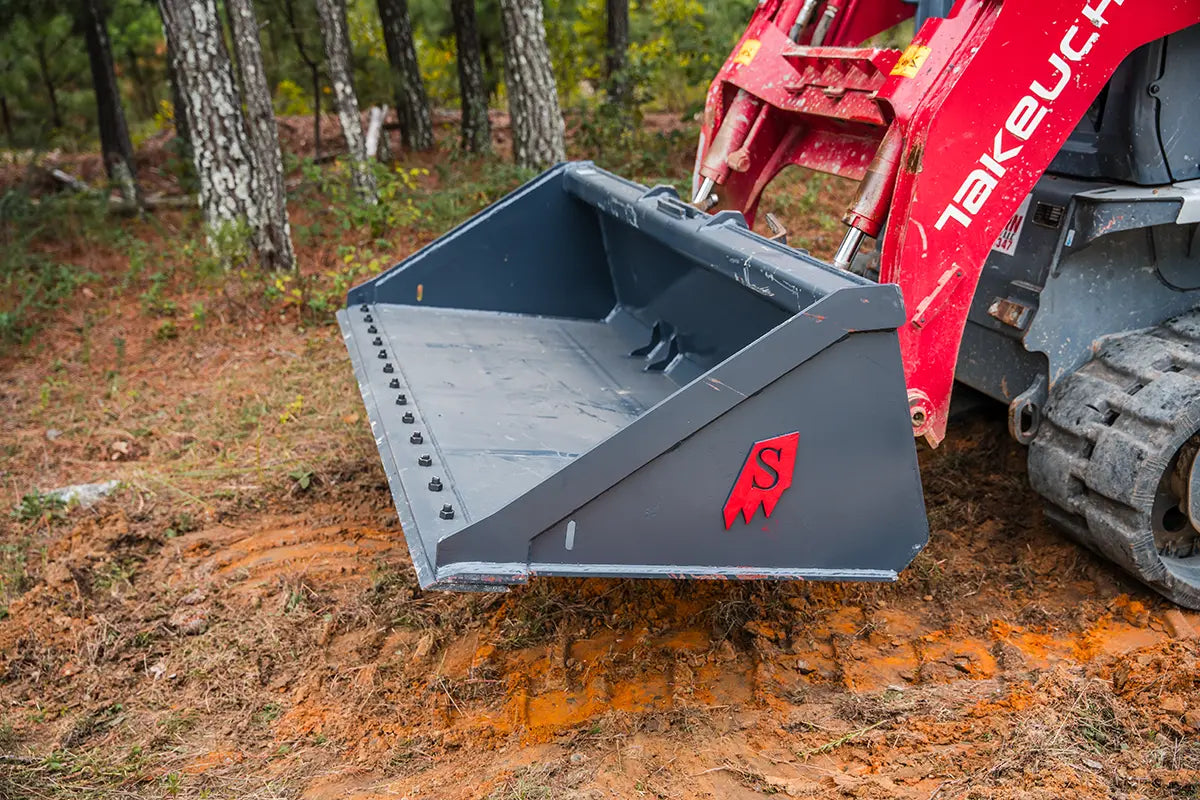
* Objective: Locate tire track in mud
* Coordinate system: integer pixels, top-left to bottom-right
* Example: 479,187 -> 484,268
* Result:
171,519 -> 396,594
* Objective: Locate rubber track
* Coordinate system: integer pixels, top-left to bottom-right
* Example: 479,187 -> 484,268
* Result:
1028,311 -> 1200,609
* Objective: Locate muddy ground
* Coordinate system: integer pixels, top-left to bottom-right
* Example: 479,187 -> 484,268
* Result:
2,120 -> 1200,799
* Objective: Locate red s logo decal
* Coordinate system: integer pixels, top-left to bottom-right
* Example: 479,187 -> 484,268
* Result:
723,432 -> 799,529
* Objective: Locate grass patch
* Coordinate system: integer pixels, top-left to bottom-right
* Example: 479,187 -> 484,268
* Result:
0,538 -> 32,616
0,746 -> 151,799
0,720 -> 17,749
11,491 -> 67,523
0,188 -> 114,351
486,763 -> 559,800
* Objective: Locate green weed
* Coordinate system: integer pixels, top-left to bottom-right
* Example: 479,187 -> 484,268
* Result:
12,491 -> 67,523
255,703 -> 282,725
91,559 -> 138,593
298,158 -> 428,237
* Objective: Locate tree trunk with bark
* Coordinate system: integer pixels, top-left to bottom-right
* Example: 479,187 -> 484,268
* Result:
227,0 -> 296,271
376,0 -> 433,151
34,39 -> 63,130
315,0 -> 376,202
497,0 -> 564,169
451,0 -> 490,153
0,95 -> 12,143
158,0 -> 266,261
605,0 -> 630,106
80,0 -> 138,196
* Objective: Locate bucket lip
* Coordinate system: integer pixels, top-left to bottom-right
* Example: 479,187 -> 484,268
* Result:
434,561 -> 900,585
337,307 -> 439,588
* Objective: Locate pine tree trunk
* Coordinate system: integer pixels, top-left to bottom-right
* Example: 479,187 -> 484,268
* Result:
80,0 -> 138,195
605,0 -> 630,106
315,0 -> 376,203
158,0 -> 264,257
497,0 -> 564,169
227,0 -> 296,271
0,95 -> 12,143
281,0 -> 323,159
376,0 -> 433,151
451,0 -> 490,153
34,40 -> 63,130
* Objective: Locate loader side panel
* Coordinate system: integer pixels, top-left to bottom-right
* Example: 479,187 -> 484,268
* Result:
522,328 -> 925,579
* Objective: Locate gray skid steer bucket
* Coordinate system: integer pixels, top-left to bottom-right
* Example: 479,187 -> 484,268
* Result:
338,163 -> 927,591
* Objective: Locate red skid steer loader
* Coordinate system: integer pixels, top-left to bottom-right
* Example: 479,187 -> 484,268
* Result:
339,0 -> 1200,608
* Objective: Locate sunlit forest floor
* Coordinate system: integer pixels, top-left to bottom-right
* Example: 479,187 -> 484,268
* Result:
2,115 -> 1198,799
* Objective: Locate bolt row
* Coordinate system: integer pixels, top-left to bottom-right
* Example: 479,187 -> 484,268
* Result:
362,305 -> 454,521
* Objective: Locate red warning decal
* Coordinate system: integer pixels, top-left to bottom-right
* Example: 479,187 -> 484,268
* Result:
723,432 -> 799,529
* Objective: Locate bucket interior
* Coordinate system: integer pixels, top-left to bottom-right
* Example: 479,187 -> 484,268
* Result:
340,163 -> 915,587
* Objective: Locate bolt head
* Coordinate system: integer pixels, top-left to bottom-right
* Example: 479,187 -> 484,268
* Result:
395,394 -> 407,405
364,315 -> 373,323
372,337 -> 383,346
410,432 -> 423,444
401,412 -> 415,424
377,349 -> 388,359
367,325 -> 378,334
418,454 -> 433,467
389,378 -> 400,389
383,364 -> 394,373
439,503 -> 454,518
360,303 -> 369,312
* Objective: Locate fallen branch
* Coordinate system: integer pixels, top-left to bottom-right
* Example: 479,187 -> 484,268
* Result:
49,168 -> 91,192
0,754 -> 40,765
365,105 -> 389,160
109,193 -> 197,215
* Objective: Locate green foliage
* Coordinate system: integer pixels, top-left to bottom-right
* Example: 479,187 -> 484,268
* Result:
411,158 -> 537,233
11,490 -> 66,522
1,0 -> 764,167
415,31 -> 461,108
0,537 -> 33,618
626,0 -> 757,112
274,78 -> 312,116
300,158 -> 428,236
288,467 -> 315,491
573,102 -> 696,184
0,188 -> 103,350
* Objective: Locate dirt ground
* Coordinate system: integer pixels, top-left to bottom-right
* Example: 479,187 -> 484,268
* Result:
2,122 -> 1200,800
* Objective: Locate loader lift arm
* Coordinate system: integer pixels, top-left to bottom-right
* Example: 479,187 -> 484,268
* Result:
695,0 -> 1200,445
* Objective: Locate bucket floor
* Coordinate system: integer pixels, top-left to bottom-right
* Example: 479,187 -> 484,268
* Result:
369,305 -> 680,534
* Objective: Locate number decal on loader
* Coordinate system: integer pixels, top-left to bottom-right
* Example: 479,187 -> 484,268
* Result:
723,432 -> 800,529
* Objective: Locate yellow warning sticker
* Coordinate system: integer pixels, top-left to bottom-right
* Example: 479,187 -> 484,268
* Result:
733,39 -> 762,66
890,44 -> 931,78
